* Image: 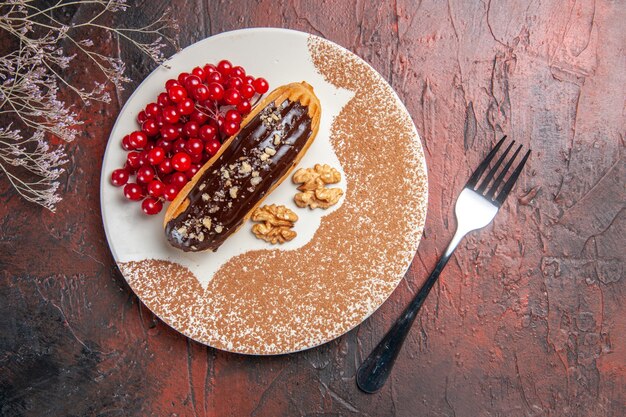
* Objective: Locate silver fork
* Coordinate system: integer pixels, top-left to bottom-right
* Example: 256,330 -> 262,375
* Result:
356,136 -> 531,393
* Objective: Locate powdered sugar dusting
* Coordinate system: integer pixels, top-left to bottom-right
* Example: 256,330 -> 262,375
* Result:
119,35 -> 427,355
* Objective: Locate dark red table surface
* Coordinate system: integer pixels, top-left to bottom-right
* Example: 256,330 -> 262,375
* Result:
1,1 -> 624,416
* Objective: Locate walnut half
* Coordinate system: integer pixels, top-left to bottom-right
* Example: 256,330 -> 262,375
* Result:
251,204 -> 298,244
292,164 -> 343,209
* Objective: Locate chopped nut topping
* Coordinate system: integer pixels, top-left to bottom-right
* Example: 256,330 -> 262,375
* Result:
199,183 -> 206,190
264,147 -> 276,156
252,170 -> 259,177
214,225 -> 223,233
239,161 -> 252,174
202,217 -> 212,229
273,133 -> 281,145
270,113 -> 280,121
250,176 -> 262,186
229,186 -> 239,198
202,193 -> 210,202
197,232 -> 205,242
251,204 -> 298,244
260,153 -> 269,162
177,226 -> 188,236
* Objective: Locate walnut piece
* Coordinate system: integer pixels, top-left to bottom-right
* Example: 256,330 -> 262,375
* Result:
292,164 -> 343,209
251,204 -> 298,244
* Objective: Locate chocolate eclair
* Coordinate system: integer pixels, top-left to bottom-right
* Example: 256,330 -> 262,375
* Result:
164,82 -> 321,252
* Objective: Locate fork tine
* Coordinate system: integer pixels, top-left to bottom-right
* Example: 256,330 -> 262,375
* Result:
495,149 -> 531,205
476,140 -> 515,194
485,144 -> 522,200
466,136 -> 506,188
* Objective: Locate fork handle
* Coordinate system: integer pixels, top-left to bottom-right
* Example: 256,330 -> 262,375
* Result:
356,232 -> 464,393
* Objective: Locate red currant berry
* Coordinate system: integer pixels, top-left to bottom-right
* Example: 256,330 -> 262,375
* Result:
124,162 -> 137,174
126,151 -> 143,169
111,168 -> 129,186
203,63 -> 217,75
165,79 -> 180,90
163,184 -> 179,201
147,146 -> 166,165
253,77 -> 269,94
137,110 -> 148,123
162,106 -> 180,124
191,66 -> 206,81
244,75 -> 255,85
155,111 -> 165,127
171,152 -> 192,172
160,124 -> 180,140
199,124 -> 217,141
207,71 -> 223,84
183,74 -> 202,91
147,179 -> 165,198
183,121 -> 200,137
207,82 -> 225,101
190,109 -> 209,124
217,59 -> 232,76
186,138 -> 204,156
139,150 -> 149,165
193,85 -> 210,101
222,121 -> 240,137
190,152 -> 203,163
144,142 -> 155,152
141,197 -> 163,215
204,139 -> 221,156
236,99 -> 251,114
183,121 -> 202,138
121,135 -> 133,150
156,139 -> 173,153
168,85 -> 188,104
136,165 -> 155,183
223,88 -> 242,105
186,164 -> 200,179
157,92 -> 171,107
141,119 -> 159,137
240,84 -> 255,99
177,72 -> 190,84
158,158 -> 174,175
226,77 -> 243,90
173,138 -> 187,153
170,172 -> 188,187
177,98 -> 195,116
123,183 -> 144,201
230,66 -> 246,79
145,102 -> 159,118
129,131 -> 148,150
224,109 -> 242,124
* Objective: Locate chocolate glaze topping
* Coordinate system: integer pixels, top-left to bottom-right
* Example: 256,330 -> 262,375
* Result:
165,99 -> 313,252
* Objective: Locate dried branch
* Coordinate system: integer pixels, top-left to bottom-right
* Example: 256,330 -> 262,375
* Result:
0,0 -> 178,211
